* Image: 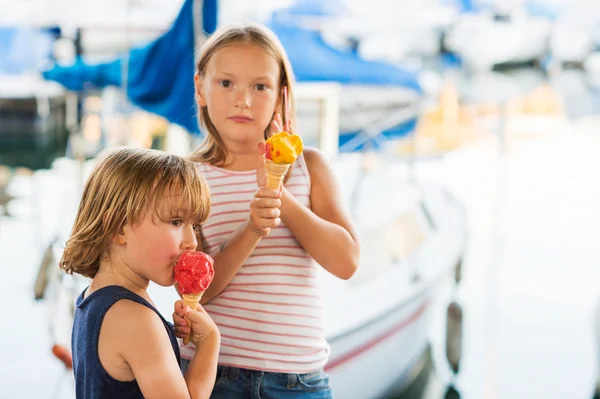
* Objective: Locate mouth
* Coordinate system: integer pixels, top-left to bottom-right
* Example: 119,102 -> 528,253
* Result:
229,115 -> 253,123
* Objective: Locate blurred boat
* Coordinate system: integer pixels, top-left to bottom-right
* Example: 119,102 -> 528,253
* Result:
548,0 -> 600,67
322,153 -> 466,398
36,0 -> 468,397
0,27 -> 69,171
444,5 -> 551,71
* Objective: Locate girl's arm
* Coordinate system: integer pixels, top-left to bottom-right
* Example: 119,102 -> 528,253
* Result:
279,147 -> 360,280
196,222 -> 261,304
106,301 -> 216,399
197,188 -> 282,304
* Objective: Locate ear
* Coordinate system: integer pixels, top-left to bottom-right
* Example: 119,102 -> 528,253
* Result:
194,73 -> 207,107
113,222 -> 129,246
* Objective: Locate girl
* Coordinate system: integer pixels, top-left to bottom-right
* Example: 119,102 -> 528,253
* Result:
174,23 -> 360,398
61,147 -> 220,399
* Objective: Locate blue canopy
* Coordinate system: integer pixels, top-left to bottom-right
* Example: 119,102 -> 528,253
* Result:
271,23 -> 421,91
456,0 -> 479,13
43,0 -> 217,133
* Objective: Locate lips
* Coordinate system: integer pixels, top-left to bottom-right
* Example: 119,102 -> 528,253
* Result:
229,115 -> 253,123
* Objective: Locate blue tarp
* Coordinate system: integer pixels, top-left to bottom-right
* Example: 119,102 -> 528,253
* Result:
43,0 -> 217,133
457,0 -> 479,13
0,27 -> 57,74
42,58 -> 122,90
271,23 -> 421,91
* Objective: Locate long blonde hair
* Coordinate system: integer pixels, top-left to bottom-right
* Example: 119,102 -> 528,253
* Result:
190,22 -> 297,166
60,147 -> 211,278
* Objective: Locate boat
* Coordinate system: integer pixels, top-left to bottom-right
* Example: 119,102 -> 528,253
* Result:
548,0 -> 600,67
0,26 -> 69,171
35,0 -> 467,397
444,4 -> 552,71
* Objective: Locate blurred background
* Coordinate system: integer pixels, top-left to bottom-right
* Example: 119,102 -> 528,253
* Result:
1,0 -> 600,398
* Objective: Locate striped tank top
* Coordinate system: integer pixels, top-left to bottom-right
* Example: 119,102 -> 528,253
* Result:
179,154 -> 330,373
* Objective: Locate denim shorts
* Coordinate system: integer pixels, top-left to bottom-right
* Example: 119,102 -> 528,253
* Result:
180,359 -> 333,399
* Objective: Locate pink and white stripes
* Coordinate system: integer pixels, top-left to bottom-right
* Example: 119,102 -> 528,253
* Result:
179,156 -> 330,373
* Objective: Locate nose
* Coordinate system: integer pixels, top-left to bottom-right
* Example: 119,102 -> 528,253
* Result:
234,87 -> 251,109
181,224 -> 198,251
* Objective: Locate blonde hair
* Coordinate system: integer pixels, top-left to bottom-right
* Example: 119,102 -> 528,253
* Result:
60,147 -> 211,278
190,22 -> 297,166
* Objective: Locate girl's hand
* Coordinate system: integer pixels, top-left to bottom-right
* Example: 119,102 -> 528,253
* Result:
172,300 -> 219,346
248,188 -> 282,237
256,112 -> 285,187
270,112 -> 284,135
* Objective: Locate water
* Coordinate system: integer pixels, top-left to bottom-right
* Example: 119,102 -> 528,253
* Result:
411,69 -> 600,399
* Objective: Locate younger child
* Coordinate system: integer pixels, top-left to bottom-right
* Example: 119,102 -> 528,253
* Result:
61,147 -> 220,399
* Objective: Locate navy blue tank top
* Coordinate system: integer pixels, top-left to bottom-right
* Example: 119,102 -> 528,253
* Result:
72,285 -> 181,399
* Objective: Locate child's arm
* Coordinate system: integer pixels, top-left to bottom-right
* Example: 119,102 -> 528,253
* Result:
197,187 -> 282,303
279,147 -> 360,280
178,301 -> 220,397
106,301 -> 216,398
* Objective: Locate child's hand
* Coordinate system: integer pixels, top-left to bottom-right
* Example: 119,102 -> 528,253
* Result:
270,112 -> 284,135
248,188 -> 282,237
172,300 -> 219,346
256,112 -> 285,188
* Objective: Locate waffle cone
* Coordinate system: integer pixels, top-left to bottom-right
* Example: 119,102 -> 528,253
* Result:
182,292 -> 204,345
263,157 -> 291,190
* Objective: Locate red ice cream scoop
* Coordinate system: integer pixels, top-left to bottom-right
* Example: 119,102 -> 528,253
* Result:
174,251 -> 214,294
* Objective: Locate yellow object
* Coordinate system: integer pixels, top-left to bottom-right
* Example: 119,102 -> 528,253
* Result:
265,132 -> 303,164
182,292 -> 204,345
396,82 -> 484,155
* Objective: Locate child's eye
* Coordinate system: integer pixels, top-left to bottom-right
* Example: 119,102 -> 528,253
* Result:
255,84 -> 268,91
193,224 -> 202,233
170,219 -> 183,227
219,80 -> 232,88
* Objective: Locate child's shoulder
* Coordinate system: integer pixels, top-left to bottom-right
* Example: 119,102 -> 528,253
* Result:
302,146 -> 331,175
97,298 -> 176,382
100,297 -> 166,346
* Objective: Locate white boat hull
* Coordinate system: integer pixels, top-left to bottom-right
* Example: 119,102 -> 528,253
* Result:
327,290 -> 434,398
445,13 -> 551,71
318,155 -> 466,397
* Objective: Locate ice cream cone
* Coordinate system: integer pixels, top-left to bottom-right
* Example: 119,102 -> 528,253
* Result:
264,157 -> 290,190
182,292 -> 204,345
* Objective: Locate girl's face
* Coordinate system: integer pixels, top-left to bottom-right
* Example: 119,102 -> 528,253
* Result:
114,191 -> 199,287
196,43 -> 281,150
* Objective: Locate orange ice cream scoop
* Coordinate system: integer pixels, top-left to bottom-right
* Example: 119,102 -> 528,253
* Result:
264,132 -> 303,164
174,251 -> 214,294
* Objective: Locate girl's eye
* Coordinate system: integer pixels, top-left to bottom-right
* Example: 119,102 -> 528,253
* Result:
255,84 -> 267,91
193,224 -> 202,233
170,220 -> 183,227
220,80 -> 232,88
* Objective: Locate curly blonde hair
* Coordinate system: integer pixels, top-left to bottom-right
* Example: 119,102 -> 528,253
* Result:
60,147 -> 211,278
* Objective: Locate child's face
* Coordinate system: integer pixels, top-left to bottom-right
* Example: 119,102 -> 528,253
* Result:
196,43 -> 280,148
116,193 -> 199,287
